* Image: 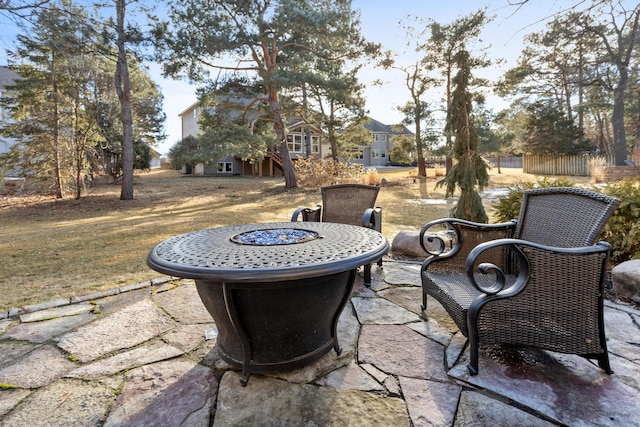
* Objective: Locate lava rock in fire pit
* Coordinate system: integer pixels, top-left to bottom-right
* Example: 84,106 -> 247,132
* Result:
231,228 -> 319,245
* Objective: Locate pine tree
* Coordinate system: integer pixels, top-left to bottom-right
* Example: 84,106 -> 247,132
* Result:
437,49 -> 489,223
2,2 -> 89,198
152,0 -> 373,189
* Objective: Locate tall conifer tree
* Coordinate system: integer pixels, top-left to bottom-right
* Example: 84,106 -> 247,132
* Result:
438,49 -> 489,223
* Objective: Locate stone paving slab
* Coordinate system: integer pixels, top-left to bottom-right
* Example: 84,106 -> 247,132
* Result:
382,262 -> 422,286
351,296 -> 421,324
65,341 -> 184,379
104,359 -> 215,427
0,342 -> 37,368
0,345 -> 76,388
56,299 -> 175,362
151,283 -> 212,324
214,371 -> 411,426
314,361 -> 385,391
399,376 -> 461,426
358,324 -> 450,382
449,348 -> 640,427
0,389 -> 31,418
0,320 -> 10,334
454,390 -> 555,426
378,286 -> 423,315
161,323 -> 214,353
1,379 -> 115,427
408,319 -> 454,346
92,287 -> 150,315
19,302 -> 94,323
1,313 -> 95,344
605,308 -> 640,344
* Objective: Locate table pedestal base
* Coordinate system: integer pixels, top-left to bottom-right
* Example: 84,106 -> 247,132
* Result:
195,269 -> 356,386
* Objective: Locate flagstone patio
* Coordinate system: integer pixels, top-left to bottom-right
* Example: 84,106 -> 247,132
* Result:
1,259 -> 639,426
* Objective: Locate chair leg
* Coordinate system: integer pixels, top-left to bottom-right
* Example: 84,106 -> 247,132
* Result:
377,257 -> 383,267
597,353 -> 614,374
364,264 -> 372,286
421,291 -> 427,311
468,343 -> 479,376
467,310 -> 480,375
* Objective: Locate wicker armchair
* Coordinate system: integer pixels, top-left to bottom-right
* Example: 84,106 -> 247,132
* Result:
292,184 -> 383,284
419,187 -> 620,375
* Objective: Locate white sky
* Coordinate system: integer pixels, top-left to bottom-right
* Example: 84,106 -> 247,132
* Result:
0,1 -> 609,156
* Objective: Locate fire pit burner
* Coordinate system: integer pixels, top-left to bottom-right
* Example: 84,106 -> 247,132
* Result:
231,228 -> 319,245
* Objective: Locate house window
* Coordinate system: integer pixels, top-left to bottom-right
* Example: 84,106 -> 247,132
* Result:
311,135 -> 319,153
371,149 -> 386,159
217,162 -> 233,173
287,135 -> 304,153
193,108 -> 198,119
374,134 -> 387,142
353,149 -> 364,159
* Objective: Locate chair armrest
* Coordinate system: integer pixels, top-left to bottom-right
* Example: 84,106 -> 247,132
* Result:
419,218 -> 516,256
419,218 -> 516,272
291,205 -> 321,222
362,207 -> 382,232
465,238 -> 612,297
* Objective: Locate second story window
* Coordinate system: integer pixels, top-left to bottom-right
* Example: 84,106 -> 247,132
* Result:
287,134 -> 304,153
287,133 -> 319,154
371,149 -> 386,158
374,134 -> 387,142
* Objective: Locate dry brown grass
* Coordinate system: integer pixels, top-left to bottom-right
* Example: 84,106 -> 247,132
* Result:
0,166 -> 539,311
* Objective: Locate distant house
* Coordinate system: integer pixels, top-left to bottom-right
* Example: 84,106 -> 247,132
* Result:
177,102 -> 412,176
0,66 -> 20,157
348,118 -> 413,167
178,102 -> 326,177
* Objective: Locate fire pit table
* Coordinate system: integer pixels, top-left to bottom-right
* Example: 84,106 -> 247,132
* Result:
146,222 -> 389,385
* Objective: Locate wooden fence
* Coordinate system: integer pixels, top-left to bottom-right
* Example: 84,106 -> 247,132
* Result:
523,154 -> 615,177
485,156 -> 522,168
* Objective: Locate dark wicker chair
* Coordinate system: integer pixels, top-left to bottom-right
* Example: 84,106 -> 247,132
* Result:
292,184 -> 383,284
419,187 -> 620,375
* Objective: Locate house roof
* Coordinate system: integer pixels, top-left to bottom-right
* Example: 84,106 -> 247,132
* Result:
0,66 -> 19,89
364,117 -> 413,135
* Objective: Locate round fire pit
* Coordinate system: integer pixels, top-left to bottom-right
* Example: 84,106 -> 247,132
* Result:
147,222 -> 389,385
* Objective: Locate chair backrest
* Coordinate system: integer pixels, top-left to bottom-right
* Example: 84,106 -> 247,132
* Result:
515,187 -> 620,247
321,184 -> 380,226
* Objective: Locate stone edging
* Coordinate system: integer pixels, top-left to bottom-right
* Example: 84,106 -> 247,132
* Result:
3,273 -> 638,320
0,276 -> 175,320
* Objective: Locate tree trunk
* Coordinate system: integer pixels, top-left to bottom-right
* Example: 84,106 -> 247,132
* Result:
414,113 -> 425,177
577,42 -> 584,133
116,0 -> 134,200
267,87 -> 297,188
445,65 -> 453,174
328,100 -> 339,161
51,48 -> 63,199
612,72 -> 628,166
74,98 -> 82,200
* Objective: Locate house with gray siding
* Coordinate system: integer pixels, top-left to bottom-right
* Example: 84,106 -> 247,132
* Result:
349,118 -> 413,167
178,102 -> 325,177
177,103 -> 413,175
0,66 -> 19,157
